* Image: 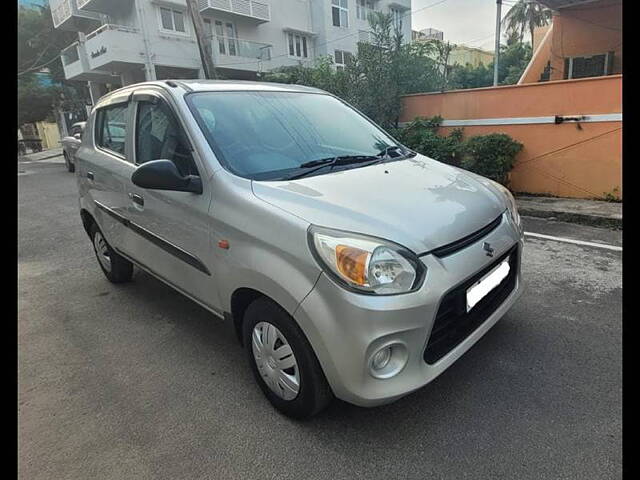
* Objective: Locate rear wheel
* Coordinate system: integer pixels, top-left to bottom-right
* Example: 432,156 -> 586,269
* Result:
243,297 -> 333,419
90,223 -> 133,283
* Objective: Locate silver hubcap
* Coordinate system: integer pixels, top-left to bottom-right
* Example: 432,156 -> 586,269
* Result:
252,322 -> 300,401
93,231 -> 112,273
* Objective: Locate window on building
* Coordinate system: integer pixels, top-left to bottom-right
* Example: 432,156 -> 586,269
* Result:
356,0 -> 374,21
332,0 -> 349,27
287,32 -> 309,58
334,49 -> 353,70
135,99 -> 198,176
96,104 -> 128,157
563,52 -> 615,80
205,19 -> 238,56
159,7 -> 186,34
390,7 -> 402,30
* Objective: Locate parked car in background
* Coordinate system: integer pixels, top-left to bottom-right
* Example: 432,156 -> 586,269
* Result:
75,80 -> 524,419
61,122 -> 86,172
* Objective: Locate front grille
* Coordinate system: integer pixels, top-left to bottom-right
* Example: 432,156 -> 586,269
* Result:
430,214 -> 503,258
423,244 -> 518,365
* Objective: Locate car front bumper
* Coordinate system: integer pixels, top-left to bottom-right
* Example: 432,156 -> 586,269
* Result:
293,213 -> 524,407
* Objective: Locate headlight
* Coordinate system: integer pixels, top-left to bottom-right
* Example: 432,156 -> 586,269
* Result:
308,226 -> 425,295
493,182 -> 521,229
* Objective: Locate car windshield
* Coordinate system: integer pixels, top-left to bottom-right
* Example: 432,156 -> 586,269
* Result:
186,91 -> 406,180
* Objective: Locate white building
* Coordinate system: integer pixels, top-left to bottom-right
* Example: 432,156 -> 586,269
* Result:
412,27 -> 443,42
51,0 -> 412,102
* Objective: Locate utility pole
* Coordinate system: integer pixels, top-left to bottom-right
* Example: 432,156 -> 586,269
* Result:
493,0 -> 502,86
185,0 -> 217,79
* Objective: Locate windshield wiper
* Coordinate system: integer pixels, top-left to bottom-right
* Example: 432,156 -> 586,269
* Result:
287,155 -> 379,180
376,145 -> 416,160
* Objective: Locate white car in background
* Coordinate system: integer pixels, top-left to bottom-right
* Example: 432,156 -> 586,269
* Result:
61,121 -> 86,172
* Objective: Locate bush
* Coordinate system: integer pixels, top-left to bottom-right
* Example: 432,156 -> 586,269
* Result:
460,134 -> 523,185
395,117 -> 523,186
394,116 -> 464,165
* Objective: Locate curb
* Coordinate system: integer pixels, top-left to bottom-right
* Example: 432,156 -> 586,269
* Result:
520,208 -> 622,230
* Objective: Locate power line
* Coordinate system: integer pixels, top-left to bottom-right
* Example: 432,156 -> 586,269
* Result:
18,53 -> 61,77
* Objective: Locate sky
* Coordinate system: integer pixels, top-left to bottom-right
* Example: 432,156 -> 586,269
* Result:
412,0 -> 517,51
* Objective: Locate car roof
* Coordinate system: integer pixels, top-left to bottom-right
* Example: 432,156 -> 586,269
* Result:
94,79 -> 327,108
170,79 -> 326,94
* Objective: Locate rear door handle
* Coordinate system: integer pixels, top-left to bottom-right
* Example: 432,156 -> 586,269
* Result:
129,192 -> 144,207
87,171 -> 94,180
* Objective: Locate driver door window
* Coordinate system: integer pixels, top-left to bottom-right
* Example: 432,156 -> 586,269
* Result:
135,99 -> 199,177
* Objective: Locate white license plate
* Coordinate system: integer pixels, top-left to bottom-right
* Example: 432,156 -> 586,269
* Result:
466,258 -> 510,312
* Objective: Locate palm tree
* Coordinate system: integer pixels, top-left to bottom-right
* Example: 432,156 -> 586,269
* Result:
504,0 -> 552,48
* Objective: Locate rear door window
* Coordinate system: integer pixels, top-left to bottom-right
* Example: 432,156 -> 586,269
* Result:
96,104 -> 129,157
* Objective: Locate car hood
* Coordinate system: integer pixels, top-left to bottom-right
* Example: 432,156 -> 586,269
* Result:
251,154 -> 506,254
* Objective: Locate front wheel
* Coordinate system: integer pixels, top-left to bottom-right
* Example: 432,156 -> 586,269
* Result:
243,297 -> 333,419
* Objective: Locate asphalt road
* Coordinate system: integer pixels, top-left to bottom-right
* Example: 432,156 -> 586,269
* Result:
18,158 -> 622,479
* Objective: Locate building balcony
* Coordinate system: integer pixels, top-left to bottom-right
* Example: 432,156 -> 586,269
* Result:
76,0 -> 132,14
199,0 -> 271,24
50,0 -> 102,31
211,36 -> 271,72
60,24 -> 144,82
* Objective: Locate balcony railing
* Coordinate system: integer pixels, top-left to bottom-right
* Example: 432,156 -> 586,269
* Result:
85,23 -> 139,41
199,0 -> 270,23
211,35 -> 271,61
59,24 -> 142,81
76,0 -> 130,13
50,0 -> 101,29
51,0 -> 72,28
61,42 -> 80,65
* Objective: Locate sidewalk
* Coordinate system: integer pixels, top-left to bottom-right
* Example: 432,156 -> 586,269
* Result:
18,147 -> 63,163
516,195 -> 622,229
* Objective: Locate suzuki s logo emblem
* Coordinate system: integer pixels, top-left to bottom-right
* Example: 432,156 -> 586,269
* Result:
483,242 -> 495,257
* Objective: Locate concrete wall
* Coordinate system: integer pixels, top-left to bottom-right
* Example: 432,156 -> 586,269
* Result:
400,75 -> 622,199
35,122 -> 62,150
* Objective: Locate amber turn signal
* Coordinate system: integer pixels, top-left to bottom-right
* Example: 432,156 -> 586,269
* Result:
335,245 -> 369,286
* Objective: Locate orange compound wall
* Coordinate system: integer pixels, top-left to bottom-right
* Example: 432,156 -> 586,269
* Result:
400,75 -> 622,199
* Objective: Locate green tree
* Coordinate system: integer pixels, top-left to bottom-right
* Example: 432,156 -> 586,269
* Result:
447,62 -> 493,90
504,0 -> 552,48
18,76 -> 57,126
18,5 -> 90,127
499,41 -> 532,84
447,41 -> 532,89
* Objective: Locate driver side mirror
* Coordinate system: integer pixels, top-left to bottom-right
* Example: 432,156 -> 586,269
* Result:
131,159 -> 202,194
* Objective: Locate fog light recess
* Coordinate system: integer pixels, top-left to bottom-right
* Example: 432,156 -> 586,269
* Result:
368,343 -> 408,379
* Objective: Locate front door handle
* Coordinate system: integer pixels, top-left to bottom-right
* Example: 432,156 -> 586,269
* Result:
129,192 -> 144,208
87,171 -> 94,181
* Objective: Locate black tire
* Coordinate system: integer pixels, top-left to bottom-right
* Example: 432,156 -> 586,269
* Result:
243,297 -> 333,419
90,223 -> 133,283
64,152 -> 75,173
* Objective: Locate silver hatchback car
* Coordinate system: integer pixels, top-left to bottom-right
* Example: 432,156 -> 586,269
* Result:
76,80 -> 524,418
